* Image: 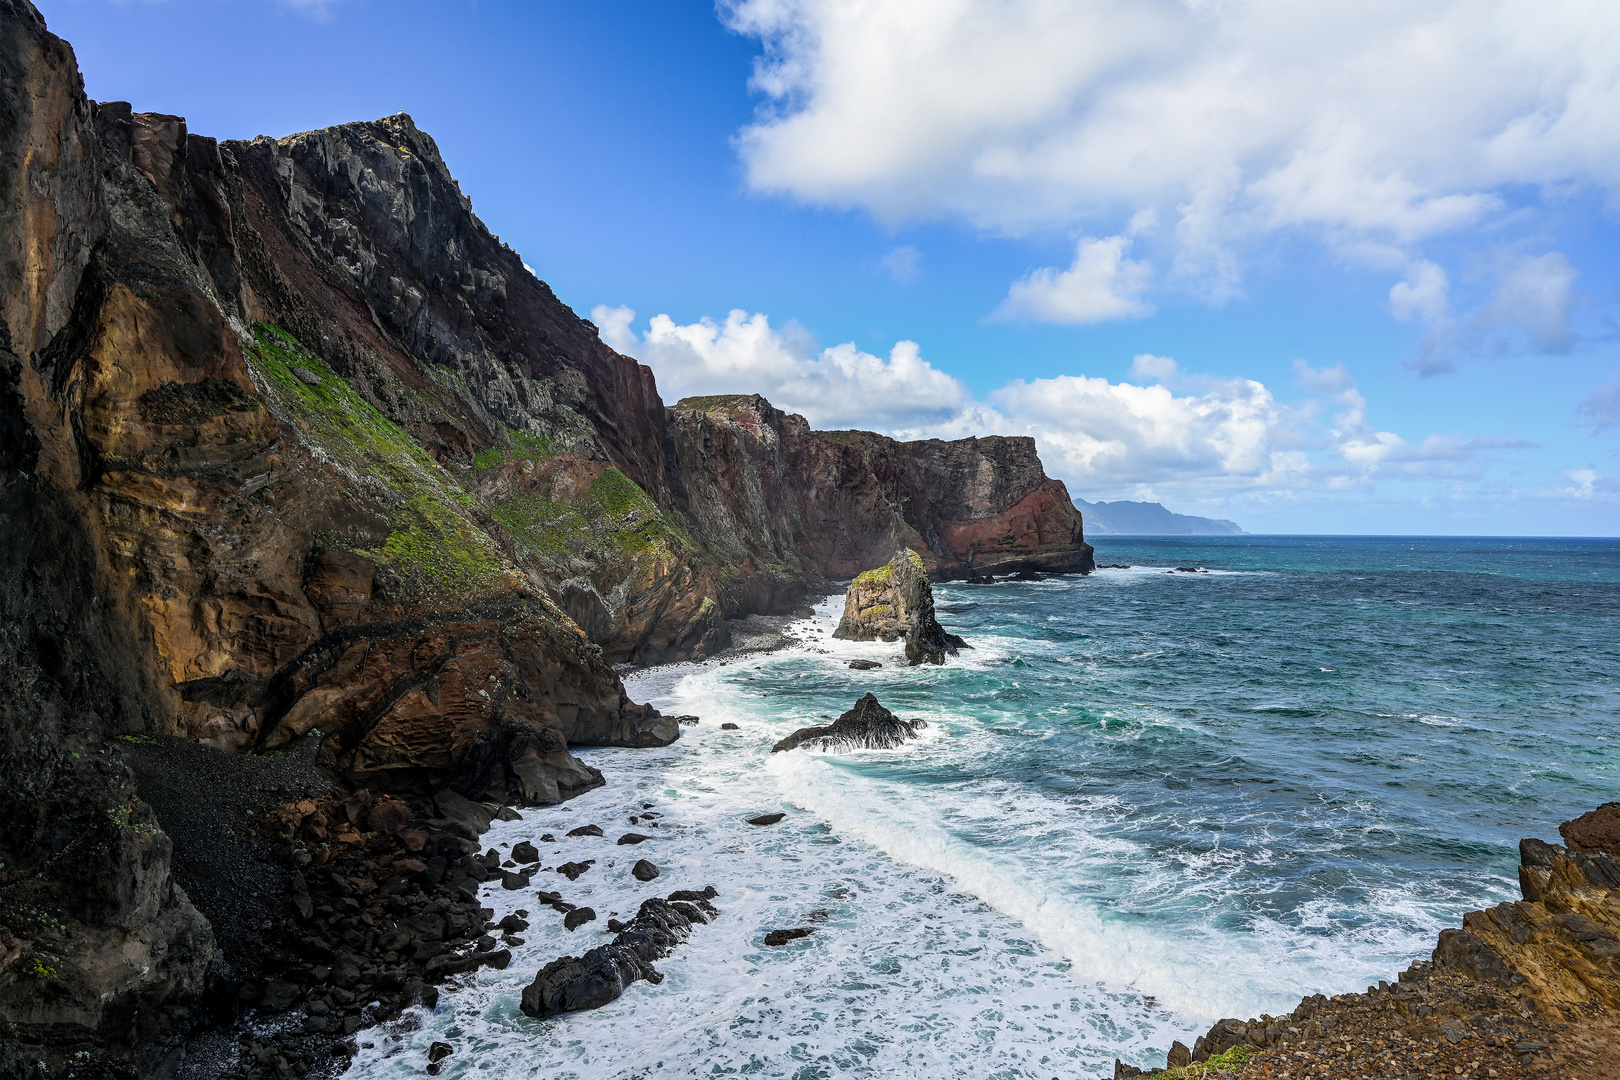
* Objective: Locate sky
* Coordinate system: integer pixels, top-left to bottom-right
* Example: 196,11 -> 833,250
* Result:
39,0 -> 1620,536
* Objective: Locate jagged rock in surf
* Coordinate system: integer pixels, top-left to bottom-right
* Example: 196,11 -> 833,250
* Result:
833,549 -> 968,666
519,891 -> 718,1018
771,693 -> 927,753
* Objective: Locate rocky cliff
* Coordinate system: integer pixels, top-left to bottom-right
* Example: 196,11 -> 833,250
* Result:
0,1 -> 1091,1071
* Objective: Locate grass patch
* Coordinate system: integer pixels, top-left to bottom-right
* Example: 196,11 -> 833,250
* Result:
247,324 -> 514,600
1158,1046 -> 1256,1080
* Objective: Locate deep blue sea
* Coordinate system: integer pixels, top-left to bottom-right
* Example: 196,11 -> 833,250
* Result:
350,536 -> 1619,1079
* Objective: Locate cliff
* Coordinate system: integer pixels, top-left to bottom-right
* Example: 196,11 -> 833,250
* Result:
0,1 -> 1091,1072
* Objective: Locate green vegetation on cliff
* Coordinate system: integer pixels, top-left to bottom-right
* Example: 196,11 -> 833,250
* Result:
247,324 -> 514,599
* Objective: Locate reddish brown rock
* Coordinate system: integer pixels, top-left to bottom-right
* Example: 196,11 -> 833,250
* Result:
1560,802 -> 1620,854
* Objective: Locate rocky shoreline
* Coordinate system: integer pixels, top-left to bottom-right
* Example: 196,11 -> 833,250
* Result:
1114,805 -> 1620,1080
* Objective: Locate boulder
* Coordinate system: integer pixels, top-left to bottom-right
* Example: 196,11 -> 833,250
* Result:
848,659 -> 882,670
564,907 -> 597,931
434,791 -> 495,835
720,723 -> 739,730
555,860 -> 595,881
833,549 -> 967,665
631,860 -> 661,882
617,833 -> 651,845
567,824 -> 604,838
519,895 -> 714,1018
512,841 -> 541,864
747,813 -> 786,826
763,928 -> 815,947
771,694 -> 927,753
1560,802 -> 1620,854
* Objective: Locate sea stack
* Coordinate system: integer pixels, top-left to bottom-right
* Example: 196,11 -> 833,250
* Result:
833,549 -> 967,666
772,693 -> 928,753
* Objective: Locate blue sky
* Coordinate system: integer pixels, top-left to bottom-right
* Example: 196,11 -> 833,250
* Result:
43,0 -> 1620,535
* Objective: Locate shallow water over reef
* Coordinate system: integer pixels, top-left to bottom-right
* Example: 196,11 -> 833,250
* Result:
348,535 -> 1620,1079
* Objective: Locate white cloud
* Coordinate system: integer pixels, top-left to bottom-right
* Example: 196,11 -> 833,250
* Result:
992,235 -> 1152,324
591,305 -> 968,429
1129,354 -> 1178,382
880,245 -> 922,283
1389,261 -> 1452,325
601,301 -> 1536,503
1404,251 -> 1579,375
723,0 -> 1620,311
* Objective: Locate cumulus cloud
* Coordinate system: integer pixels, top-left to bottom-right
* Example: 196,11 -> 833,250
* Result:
723,0 -> 1620,322
880,245 -> 922,283
591,305 -> 968,429
992,235 -> 1153,324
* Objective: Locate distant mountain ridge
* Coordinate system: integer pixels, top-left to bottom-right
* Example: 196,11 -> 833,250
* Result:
1075,499 -> 1246,535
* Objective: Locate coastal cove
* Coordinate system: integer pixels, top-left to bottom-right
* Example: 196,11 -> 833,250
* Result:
345,535 -> 1620,1079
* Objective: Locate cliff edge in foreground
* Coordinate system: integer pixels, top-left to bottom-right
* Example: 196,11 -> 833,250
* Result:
1117,803 -> 1620,1080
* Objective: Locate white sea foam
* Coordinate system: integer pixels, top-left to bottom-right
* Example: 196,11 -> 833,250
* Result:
348,592 -> 1491,1079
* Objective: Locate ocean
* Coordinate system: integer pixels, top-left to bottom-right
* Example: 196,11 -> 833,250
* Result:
347,535 -> 1620,1079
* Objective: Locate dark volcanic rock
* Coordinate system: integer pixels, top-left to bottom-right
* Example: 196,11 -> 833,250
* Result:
747,813 -> 786,826
512,840 -> 541,864
764,928 -> 816,947
833,549 -> 968,665
772,694 -> 927,753
848,659 -> 882,670
617,833 -> 651,845
555,860 -> 595,881
720,723 -> 740,730
519,893 -> 717,1019
631,860 -> 661,882
567,824 -> 605,838
563,907 -> 597,931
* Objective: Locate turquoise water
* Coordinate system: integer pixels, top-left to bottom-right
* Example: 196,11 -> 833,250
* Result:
350,536 -> 1619,1079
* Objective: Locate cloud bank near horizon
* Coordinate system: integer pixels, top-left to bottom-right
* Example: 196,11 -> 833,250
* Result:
594,304 -> 1565,515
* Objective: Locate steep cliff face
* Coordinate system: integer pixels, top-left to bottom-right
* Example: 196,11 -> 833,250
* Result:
665,394 -> 1093,587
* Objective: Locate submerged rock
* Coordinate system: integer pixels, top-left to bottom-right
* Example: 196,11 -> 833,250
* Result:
833,549 -> 968,665
771,694 -> 927,753
848,659 -> 882,670
747,813 -> 786,826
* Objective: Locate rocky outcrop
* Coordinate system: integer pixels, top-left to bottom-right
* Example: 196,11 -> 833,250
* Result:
519,889 -> 718,1019
666,394 -> 1094,590
1116,806 -> 1620,1080
772,693 -> 928,753
833,548 -> 967,665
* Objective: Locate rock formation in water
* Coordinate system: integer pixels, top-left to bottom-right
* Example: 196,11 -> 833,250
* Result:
1115,803 -> 1620,1080
0,0 -> 1091,1071
834,548 -> 967,665
519,889 -> 718,1019
772,693 -> 927,753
